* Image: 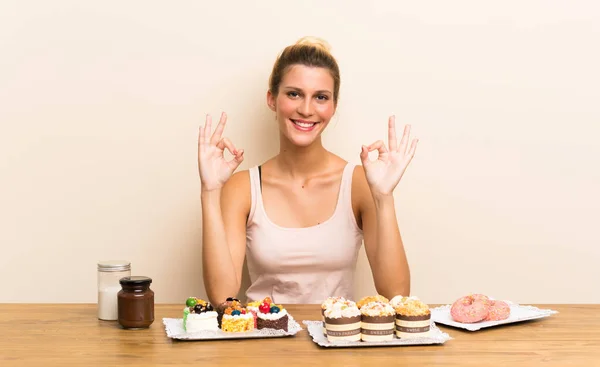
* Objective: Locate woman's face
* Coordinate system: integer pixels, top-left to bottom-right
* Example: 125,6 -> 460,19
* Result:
267,65 -> 336,148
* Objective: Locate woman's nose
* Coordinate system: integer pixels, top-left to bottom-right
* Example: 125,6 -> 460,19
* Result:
297,99 -> 313,117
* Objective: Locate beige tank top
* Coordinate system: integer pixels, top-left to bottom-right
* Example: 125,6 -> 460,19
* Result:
245,163 -> 364,304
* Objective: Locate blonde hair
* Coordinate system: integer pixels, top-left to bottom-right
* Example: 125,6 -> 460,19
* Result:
268,36 -> 341,105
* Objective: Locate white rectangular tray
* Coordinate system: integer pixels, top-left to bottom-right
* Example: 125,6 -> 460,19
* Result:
163,314 -> 302,340
303,320 -> 452,348
431,303 -> 558,331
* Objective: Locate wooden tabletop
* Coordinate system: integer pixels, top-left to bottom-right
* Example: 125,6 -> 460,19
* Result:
0,304 -> 598,366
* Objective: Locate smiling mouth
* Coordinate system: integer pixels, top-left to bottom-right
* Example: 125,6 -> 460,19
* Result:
290,119 -> 319,128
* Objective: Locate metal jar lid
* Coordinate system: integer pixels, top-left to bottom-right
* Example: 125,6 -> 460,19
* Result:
97,260 -> 131,272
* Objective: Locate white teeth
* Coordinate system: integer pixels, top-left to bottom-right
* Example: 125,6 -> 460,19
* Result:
292,120 -> 316,128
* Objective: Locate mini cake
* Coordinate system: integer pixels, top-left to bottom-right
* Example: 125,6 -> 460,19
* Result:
215,297 -> 242,327
356,295 -> 390,309
183,297 -> 218,332
256,297 -> 289,332
394,296 -> 431,339
221,306 -> 254,332
246,300 -> 261,328
324,302 -> 362,342
320,296 -> 353,335
360,302 -> 396,342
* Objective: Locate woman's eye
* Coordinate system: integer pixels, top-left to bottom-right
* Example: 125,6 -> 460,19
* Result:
316,95 -> 329,101
287,91 -> 300,98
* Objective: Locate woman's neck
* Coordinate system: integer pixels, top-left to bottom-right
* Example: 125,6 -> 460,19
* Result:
275,135 -> 330,179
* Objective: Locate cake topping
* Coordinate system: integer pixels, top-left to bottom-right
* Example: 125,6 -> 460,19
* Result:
321,296 -> 355,310
186,297 -> 197,307
394,296 -> 430,316
185,297 -> 213,313
254,296 -> 284,314
361,301 -> 396,317
356,295 -> 390,309
247,300 -> 261,308
226,297 -> 240,302
324,302 -> 361,318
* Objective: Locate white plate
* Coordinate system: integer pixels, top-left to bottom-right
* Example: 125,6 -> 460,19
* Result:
163,314 -> 302,340
302,320 -> 452,348
431,302 -> 558,331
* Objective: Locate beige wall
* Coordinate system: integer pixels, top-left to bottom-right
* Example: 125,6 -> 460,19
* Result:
1,1 -> 599,304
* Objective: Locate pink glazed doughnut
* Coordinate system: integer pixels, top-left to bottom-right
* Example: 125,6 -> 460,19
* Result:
484,300 -> 511,321
450,295 -> 490,323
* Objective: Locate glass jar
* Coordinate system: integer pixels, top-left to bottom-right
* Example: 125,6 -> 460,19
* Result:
117,276 -> 154,329
97,260 -> 131,321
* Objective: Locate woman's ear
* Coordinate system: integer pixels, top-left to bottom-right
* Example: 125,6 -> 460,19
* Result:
266,90 -> 276,112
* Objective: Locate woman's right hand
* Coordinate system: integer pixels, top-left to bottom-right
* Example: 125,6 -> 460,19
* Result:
198,112 -> 244,192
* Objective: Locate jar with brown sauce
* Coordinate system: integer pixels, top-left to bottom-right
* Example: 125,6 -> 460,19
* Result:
117,276 -> 154,329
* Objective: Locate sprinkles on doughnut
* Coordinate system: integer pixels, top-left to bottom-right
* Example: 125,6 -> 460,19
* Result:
450,294 -> 511,323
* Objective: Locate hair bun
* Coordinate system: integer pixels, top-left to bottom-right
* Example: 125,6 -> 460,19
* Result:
295,36 -> 332,53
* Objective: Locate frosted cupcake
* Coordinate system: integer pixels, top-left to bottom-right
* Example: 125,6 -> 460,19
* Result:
324,302 -> 361,342
360,302 -> 396,342
393,296 -> 431,339
320,297 -> 353,334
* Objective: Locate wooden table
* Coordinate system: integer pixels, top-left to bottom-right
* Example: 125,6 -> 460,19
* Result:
0,304 -> 598,366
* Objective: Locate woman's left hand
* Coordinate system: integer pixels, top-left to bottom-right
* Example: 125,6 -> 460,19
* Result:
360,116 -> 419,198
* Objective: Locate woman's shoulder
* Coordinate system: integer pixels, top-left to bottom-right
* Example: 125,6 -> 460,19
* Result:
222,169 -> 252,212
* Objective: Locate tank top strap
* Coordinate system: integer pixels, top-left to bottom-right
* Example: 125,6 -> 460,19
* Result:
247,166 -> 262,225
336,163 -> 359,226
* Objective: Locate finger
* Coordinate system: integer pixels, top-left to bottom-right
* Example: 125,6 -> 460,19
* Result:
216,137 -> 238,155
407,138 -> 418,159
359,145 -> 370,166
228,149 -> 245,170
204,114 -> 212,144
210,112 -> 228,145
399,124 -> 411,155
388,116 -> 398,151
366,140 -> 388,156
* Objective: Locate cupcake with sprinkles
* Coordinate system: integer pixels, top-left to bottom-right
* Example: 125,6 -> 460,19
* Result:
183,297 -> 219,332
360,301 -> 396,342
393,296 -> 431,339
320,297 -> 353,334
256,297 -> 289,332
324,302 -> 362,342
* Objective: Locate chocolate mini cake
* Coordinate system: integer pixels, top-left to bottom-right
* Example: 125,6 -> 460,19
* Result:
256,298 -> 288,332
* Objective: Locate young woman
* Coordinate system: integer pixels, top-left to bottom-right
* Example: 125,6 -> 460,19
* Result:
198,37 -> 418,305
